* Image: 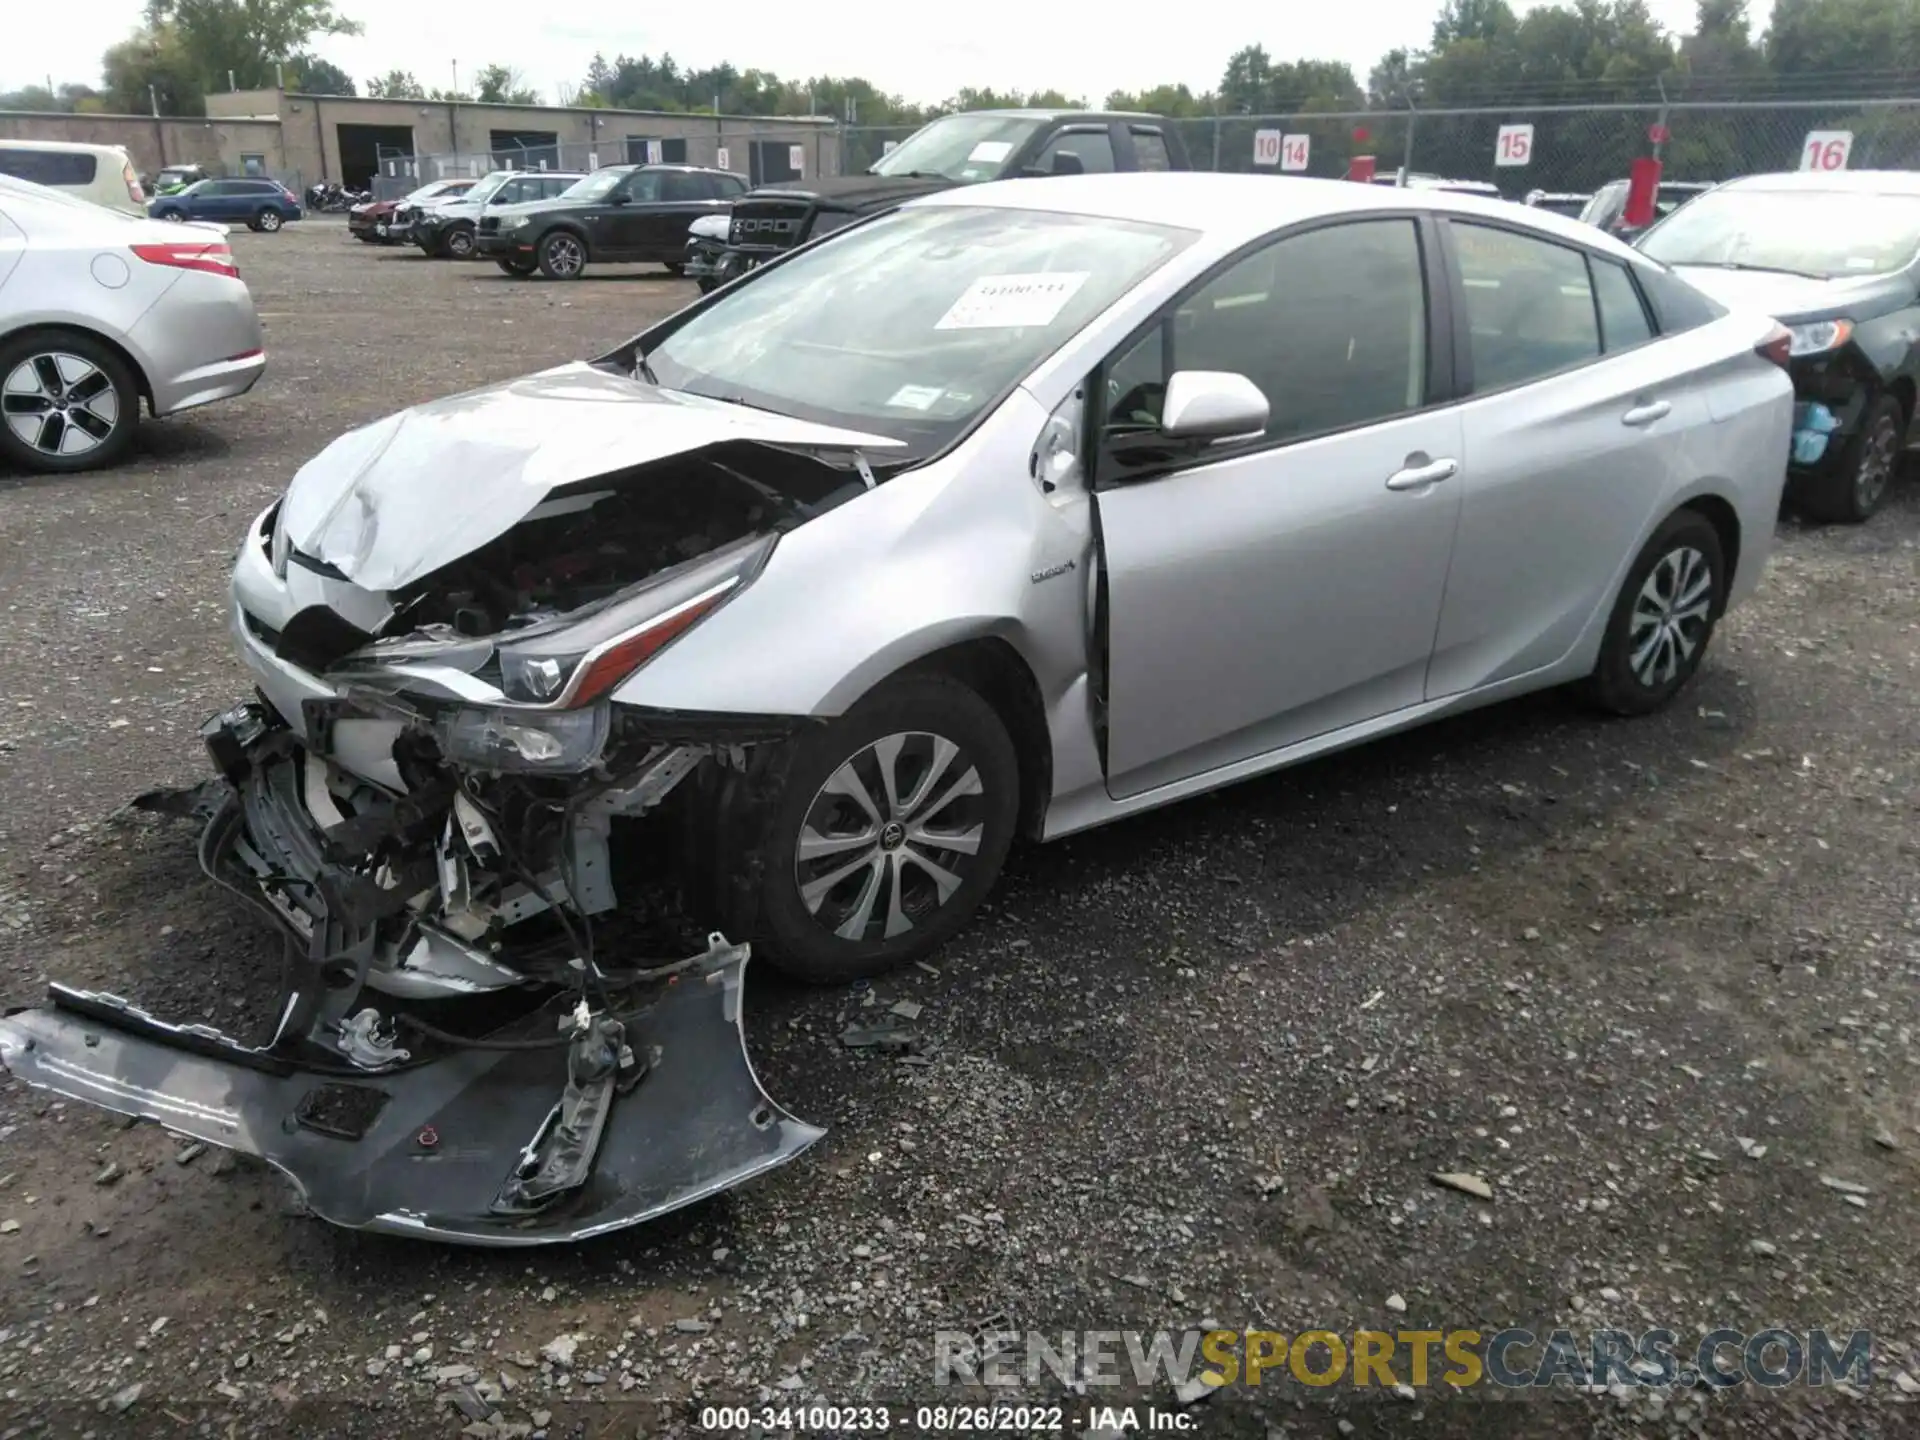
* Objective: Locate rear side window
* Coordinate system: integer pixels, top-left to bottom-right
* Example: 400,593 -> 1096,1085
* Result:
1591,258 -> 1655,351
0,148 -> 97,186
1130,128 -> 1173,171
1453,222 -> 1600,391
662,172 -> 707,202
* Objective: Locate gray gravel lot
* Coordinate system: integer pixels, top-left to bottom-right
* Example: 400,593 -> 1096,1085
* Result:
1,219 -> 1918,1439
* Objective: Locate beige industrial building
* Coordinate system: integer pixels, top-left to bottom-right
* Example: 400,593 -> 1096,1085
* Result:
0,89 -> 844,190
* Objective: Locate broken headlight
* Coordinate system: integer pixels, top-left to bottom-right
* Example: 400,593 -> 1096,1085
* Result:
495,532 -> 774,707
438,702 -> 609,772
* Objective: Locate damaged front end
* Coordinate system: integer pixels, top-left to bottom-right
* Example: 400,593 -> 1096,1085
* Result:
0,365 -> 908,1244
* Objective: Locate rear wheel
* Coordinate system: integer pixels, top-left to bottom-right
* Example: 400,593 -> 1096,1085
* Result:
496,257 -> 536,277
1797,390 -> 1902,523
1580,509 -> 1725,716
537,230 -> 587,280
742,673 -> 1020,982
443,224 -> 476,259
0,330 -> 140,475
255,208 -> 283,233
663,261 -> 686,276
160,210 -> 185,223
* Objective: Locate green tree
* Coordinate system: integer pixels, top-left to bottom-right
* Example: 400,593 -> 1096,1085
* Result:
103,26 -> 204,114
0,85 -> 62,111
141,0 -> 362,95
364,69 -> 425,99
473,64 -> 539,105
285,53 -> 353,94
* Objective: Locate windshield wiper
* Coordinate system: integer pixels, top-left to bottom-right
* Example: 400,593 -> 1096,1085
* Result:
1696,260 -> 1824,278
634,350 -> 660,386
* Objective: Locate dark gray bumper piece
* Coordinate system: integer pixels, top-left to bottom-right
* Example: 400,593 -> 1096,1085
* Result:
0,937 -> 824,1246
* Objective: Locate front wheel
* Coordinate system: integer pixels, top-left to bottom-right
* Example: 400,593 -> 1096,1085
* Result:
536,230 -> 587,280
696,277 -> 718,294
256,208 -> 283,232
496,258 -> 536,277
663,261 -> 686,276
443,225 -> 476,259
0,330 -> 141,474
160,210 -> 185,223
1579,509 -> 1725,716
1798,391 -> 1902,523
743,673 -> 1020,982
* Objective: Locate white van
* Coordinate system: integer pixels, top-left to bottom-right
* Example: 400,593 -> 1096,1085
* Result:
0,140 -> 146,216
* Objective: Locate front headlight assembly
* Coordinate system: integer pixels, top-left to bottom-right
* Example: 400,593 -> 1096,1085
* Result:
1786,318 -> 1854,357
436,703 -> 609,773
499,214 -> 530,231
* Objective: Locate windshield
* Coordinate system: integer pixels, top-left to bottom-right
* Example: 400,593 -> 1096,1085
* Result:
647,204 -> 1194,454
1639,187 -> 1920,277
868,114 -> 1048,183
410,179 -> 466,201
559,169 -> 631,202
462,172 -> 515,205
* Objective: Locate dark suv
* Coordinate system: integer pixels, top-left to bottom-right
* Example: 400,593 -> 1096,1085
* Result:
475,163 -> 747,279
147,178 -> 303,231
700,109 -> 1189,286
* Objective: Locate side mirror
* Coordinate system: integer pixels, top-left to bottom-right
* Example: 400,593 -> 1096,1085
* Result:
608,192 -> 632,206
1159,370 -> 1270,443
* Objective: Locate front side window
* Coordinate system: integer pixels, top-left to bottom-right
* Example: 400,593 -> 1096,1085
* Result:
560,170 -> 628,202
1454,222 -> 1600,392
1131,128 -> 1173,172
1103,218 -> 1429,445
661,172 -> 707,202
647,204 -> 1194,455
1638,186 -> 1920,278
1034,129 -> 1115,177
866,113 -> 1047,183
624,170 -> 665,203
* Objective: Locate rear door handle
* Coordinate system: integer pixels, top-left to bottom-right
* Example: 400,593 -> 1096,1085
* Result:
1385,457 -> 1458,491
1622,399 -> 1672,427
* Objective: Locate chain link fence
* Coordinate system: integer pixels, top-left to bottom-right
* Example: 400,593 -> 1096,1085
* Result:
367,124 -> 840,200
839,98 -> 1920,192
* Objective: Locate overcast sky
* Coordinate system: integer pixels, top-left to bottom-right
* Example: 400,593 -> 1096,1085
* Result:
10,0 -> 1711,108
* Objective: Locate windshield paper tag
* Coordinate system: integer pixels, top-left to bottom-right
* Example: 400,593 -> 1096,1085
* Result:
966,140 -> 1015,164
935,272 -> 1090,330
886,384 -> 945,411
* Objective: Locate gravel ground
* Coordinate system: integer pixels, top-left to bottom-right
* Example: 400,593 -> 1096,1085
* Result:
1,219 -> 1918,1440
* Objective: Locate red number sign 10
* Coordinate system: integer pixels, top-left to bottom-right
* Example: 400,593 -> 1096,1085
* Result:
1801,131 -> 1853,172
1253,130 -> 1282,167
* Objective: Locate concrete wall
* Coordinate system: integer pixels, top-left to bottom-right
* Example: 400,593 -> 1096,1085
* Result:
0,111 -> 287,180
2,93 -> 841,187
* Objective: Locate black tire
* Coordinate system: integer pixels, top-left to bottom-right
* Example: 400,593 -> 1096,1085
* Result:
443,224 -> 476,259
663,261 -> 686,276
160,210 -> 185,223
1796,391 -> 1902,523
255,208 -> 283,233
1580,509 -> 1725,717
536,229 -> 588,280
743,673 -> 1020,982
0,329 -> 141,475
696,277 -> 718,295
495,258 -> 536,277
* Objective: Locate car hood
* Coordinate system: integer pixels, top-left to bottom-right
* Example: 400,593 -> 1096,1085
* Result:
355,200 -> 398,218
279,361 -> 903,592
689,212 -> 730,239
1669,265 -> 1911,323
749,172 -> 960,211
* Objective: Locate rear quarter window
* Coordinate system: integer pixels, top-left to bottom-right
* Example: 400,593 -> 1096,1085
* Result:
1633,262 -> 1725,334
0,149 -> 98,186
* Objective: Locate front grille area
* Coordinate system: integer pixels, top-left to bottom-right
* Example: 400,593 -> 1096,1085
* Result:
728,200 -> 811,249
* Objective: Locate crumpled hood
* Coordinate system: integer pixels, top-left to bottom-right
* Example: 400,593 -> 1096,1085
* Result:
1670,265 -> 1908,324
279,362 -> 902,593
747,172 -> 959,211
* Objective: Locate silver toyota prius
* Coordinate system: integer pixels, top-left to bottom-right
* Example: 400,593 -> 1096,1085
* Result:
0,173 -> 1794,1245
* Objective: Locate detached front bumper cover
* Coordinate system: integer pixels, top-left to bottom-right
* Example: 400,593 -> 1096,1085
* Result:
0,702 -> 826,1246
0,934 -> 823,1246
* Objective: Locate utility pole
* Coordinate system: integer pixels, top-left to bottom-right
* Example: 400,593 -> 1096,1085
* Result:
451,61 -> 459,97
229,69 -> 237,92
149,84 -> 160,117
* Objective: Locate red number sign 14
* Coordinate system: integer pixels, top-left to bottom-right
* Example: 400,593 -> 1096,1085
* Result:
1801,130 -> 1853,172
1495,123 -> 1534,167
1280,134 -> 1310,171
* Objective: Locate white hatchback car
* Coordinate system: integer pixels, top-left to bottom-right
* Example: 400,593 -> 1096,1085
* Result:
0,139 -> 146,216
0,174 -> 265,473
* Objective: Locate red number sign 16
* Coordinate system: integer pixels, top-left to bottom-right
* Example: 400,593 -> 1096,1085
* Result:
1801,131 -> 1853,171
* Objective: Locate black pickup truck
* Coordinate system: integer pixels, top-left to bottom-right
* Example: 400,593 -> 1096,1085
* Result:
690,108 -> 1190,290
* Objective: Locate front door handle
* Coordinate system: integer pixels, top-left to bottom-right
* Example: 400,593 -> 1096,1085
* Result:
1385,457 -> 1458,491
1622,399 -> 1671,427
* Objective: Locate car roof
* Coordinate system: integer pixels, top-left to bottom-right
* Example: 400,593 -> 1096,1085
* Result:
635,163 -> 750,176
952,108 -> 1164,121
0,138 -> 132,157
1720,169 -> 1920,195
910,171 -> 1644,259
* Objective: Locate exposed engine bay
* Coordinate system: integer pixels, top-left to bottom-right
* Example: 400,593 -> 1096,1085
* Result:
0,419 -> 896,1245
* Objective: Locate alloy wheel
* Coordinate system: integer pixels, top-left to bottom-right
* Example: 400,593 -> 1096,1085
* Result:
2,353 -> 121,459
792,731 -> 987,943
544,234 -> 584,277
1628,545 -> 1713,688
448,228 -> 474,257
1854,411 -> 1899,514
259,210 -> 282,232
